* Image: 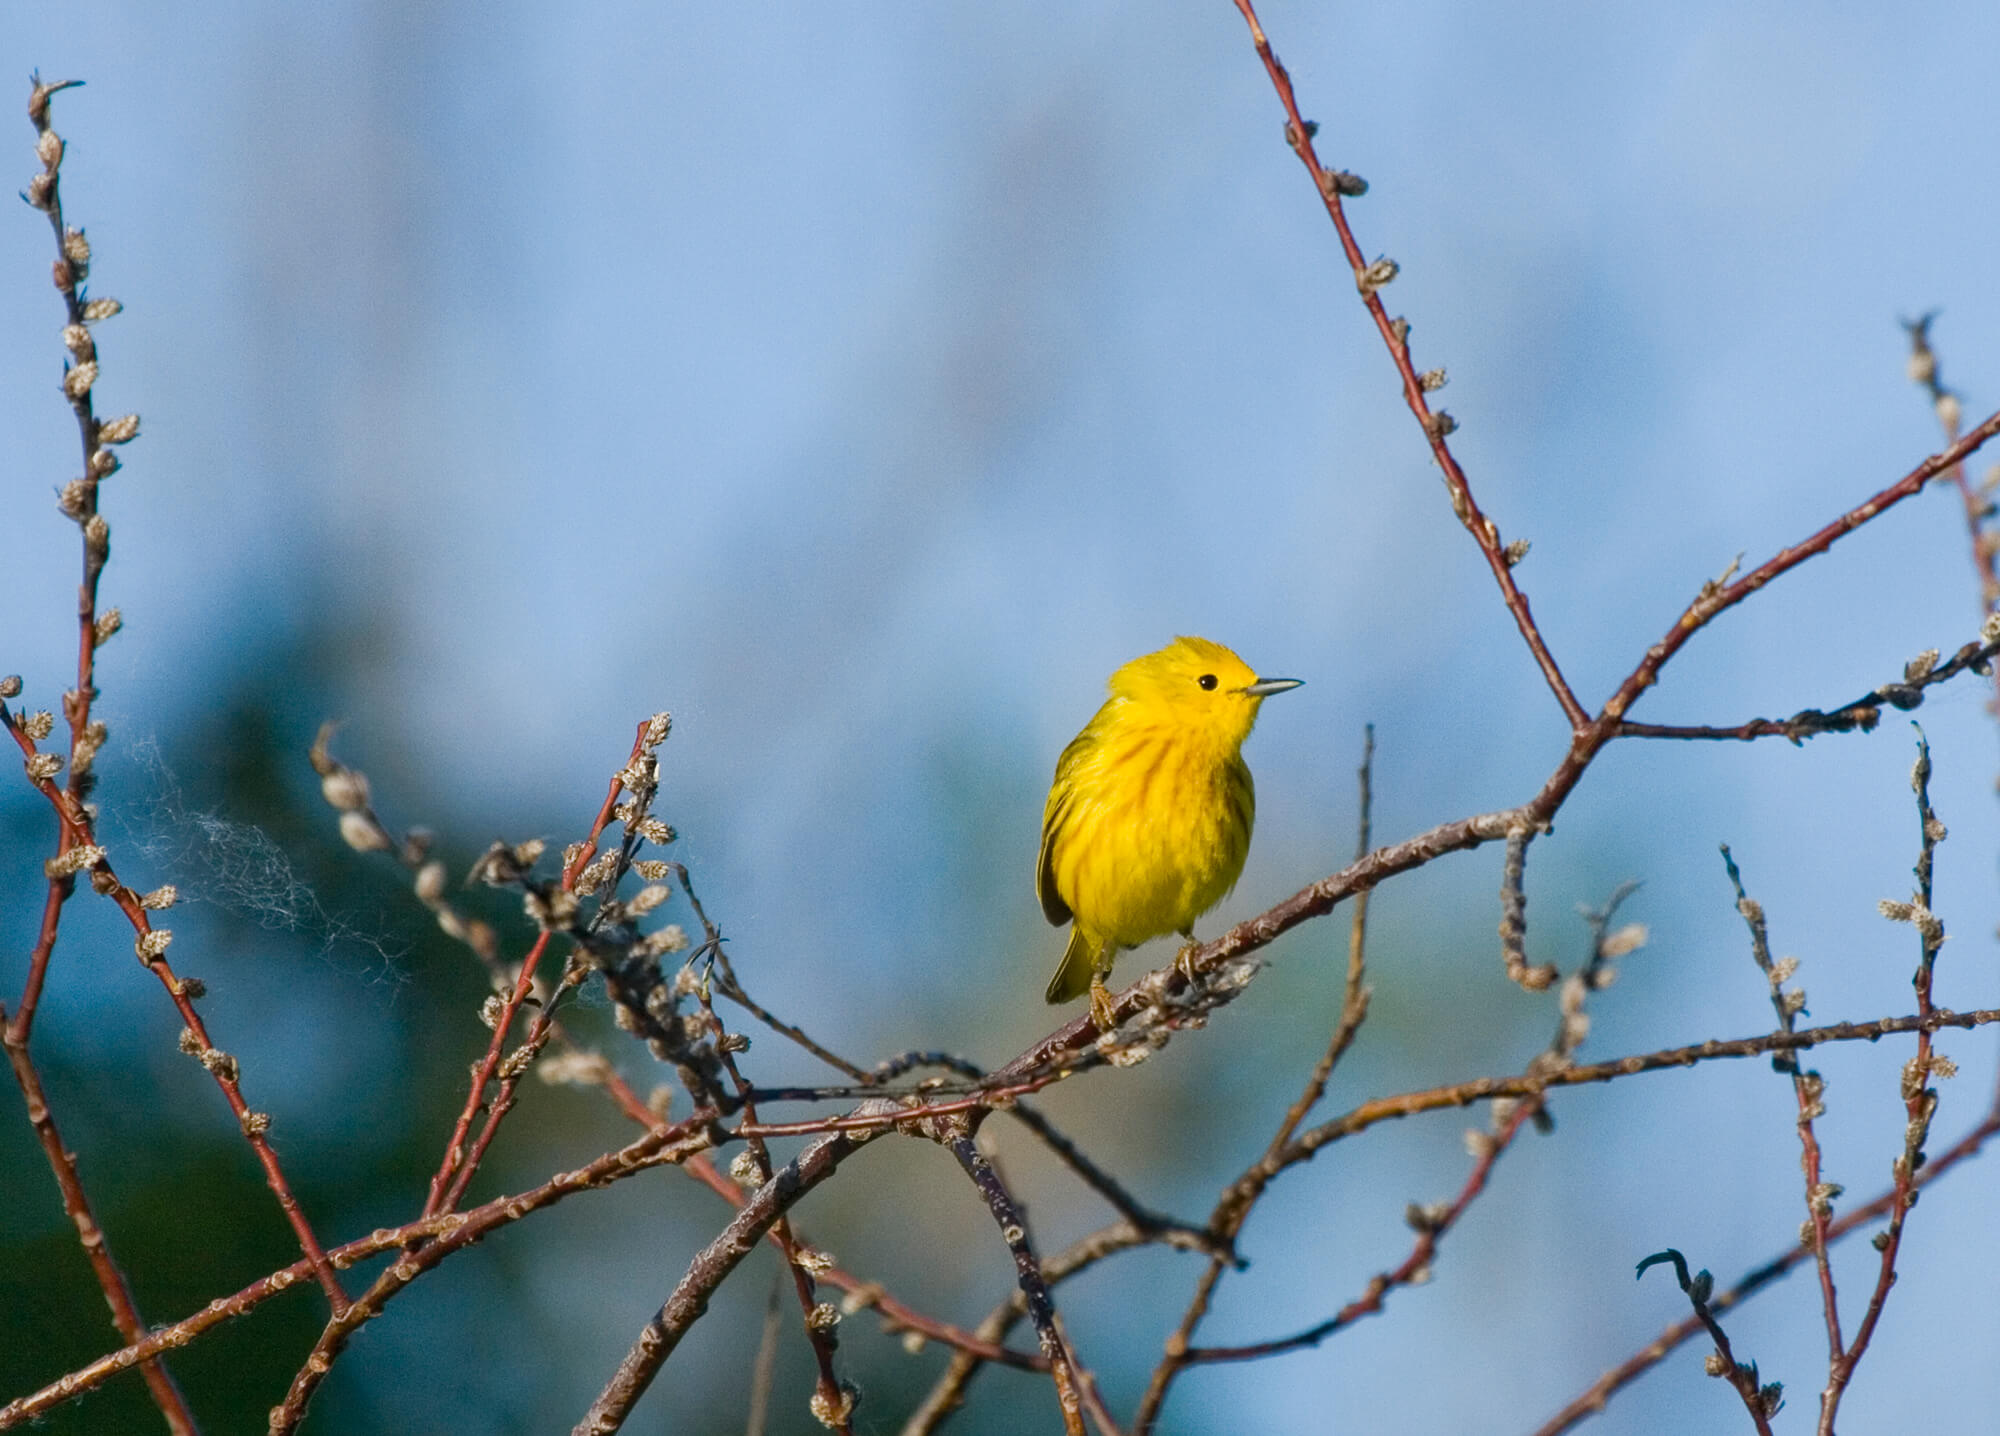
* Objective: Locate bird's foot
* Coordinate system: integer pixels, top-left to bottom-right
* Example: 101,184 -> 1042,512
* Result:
1088,976 -> 1119,1033
1174,938 -> 1202,989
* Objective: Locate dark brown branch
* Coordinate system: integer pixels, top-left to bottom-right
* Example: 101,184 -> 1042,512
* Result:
1618,635 -> 2000,744
1267,1006 -> 2000,1173
570,1126 -> 865,1436
1819,733 -> 1948,1433
899,1222 -> 1157,1436
699,986 -> 855,1434
1635,1250 -> 1779,1434
947,1135 -> 1087,1436
1720,849 -> 1844,1374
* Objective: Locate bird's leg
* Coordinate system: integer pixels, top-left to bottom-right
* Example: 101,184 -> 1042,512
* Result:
1174,928 -> 1201,988
1088,975 -> 1119,1032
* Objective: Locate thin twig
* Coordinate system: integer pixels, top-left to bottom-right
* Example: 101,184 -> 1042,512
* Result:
947,1134 -> 1088,1436
745,1271 -> 782,1436
1182,1098 -> 1543,1366
1820,732 -> 1948,1433
699,981 -> 855,1435
1532,1093 -> 2000,1435
1618,634 -> 2000,743
1223,1 -> 1587,729
1719,850 -> 1845,1386
1634,1250 -> 1778,1434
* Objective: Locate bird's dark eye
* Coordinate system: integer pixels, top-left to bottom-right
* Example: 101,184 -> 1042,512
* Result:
1197,673 -> 1218,691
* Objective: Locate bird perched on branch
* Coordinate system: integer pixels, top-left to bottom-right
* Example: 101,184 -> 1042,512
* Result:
1038,636 -> 1301,1030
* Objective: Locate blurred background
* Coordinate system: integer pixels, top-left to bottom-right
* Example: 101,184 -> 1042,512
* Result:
4,2 -> 1999,1431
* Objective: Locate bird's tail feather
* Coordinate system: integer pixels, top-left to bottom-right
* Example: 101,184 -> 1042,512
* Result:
1045,927 -> 1101,1005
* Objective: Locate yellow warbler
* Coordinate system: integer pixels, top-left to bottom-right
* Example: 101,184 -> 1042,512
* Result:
1037,636 -> 1301,1028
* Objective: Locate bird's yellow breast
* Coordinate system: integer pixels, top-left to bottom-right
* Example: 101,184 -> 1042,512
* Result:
1041,708 -> 1256,951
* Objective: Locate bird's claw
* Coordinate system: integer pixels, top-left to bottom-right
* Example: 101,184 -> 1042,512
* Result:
1174,939 -> 1202,989
1088,977 -> 1119,1033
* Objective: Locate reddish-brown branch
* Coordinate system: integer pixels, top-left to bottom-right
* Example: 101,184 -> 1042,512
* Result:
1180,1098 -> 1542,1370
3,711 -> 349,1315
5,872 -> 70,1049
1226,0 -> 1586,730
417,720 -> 650,1221
2,1001 -> 197,1433
3,1112 -> 718,1430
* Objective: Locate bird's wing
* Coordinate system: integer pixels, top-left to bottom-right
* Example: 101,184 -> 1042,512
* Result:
1036,730 -> 1094,927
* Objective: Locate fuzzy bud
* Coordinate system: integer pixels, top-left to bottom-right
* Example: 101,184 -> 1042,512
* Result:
319,767 -> 370,811
26,752 -> 62,781
20,709 -> 55,741
628,883 -> 671,915
1598,923 -> 1648,959
27,171 -> 56,209
414,861 -> 447,904
136,928 -> 173,959
62,228 -> 90,267
338,811 -> 390,852
98,413 -> 140,444
241,1111 -> 272,1136
140,885 -> 178,910
1357,256 -> 1399,293
63,360 -> 98,398
62,323 -> 93,358
0,675 -> 20,698
809,1383 -> 860,1429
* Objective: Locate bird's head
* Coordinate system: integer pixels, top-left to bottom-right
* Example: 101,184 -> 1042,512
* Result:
1107,636 -> 1302,751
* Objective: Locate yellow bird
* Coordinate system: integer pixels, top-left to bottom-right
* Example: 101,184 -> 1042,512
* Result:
1038,636 -> 1301,1029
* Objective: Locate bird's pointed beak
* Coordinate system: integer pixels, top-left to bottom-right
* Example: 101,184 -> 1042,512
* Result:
1242,677 -> 1303,697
